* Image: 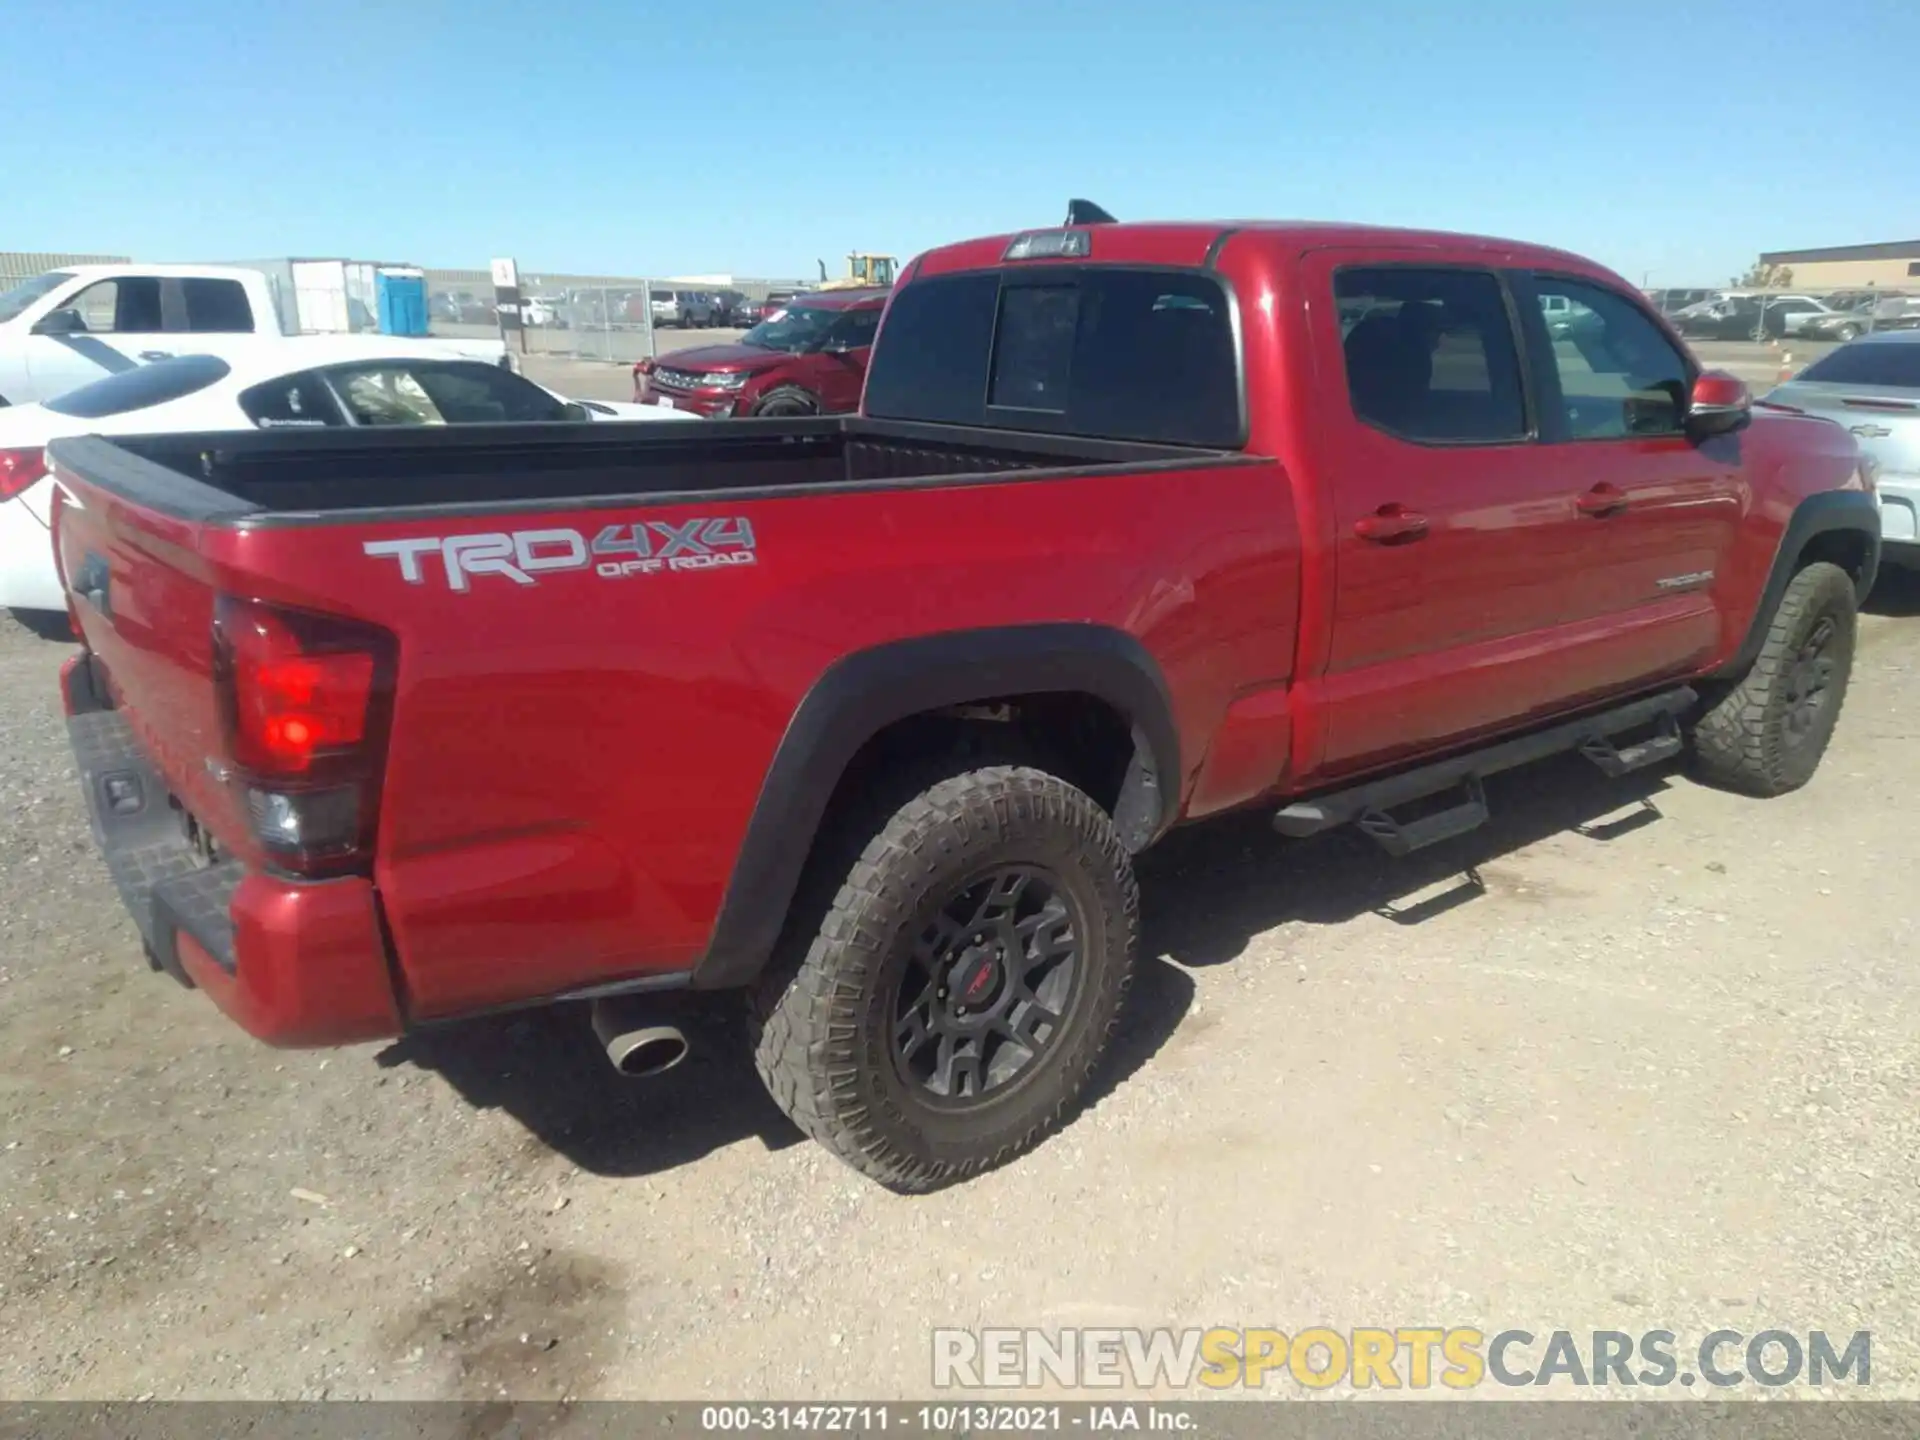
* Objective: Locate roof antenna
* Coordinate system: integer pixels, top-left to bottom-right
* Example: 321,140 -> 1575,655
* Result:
1065,199 -> 1117,226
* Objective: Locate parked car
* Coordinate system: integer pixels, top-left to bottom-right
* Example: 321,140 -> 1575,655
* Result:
632,286 -> 887,417
648,289 -> 681,328
710,290 -> 754,327
642,289 -> 718,329
1821,289 -> 1891,315
1538,291 -> 1603,340
498,296 -> 565,329
1766,331 -> 1920,570
436,290 -> 492,325
0,345 -> 691,624
681,292 -> 723,328
1648,288 -> 1716,315
748,288 -> 806,325
46,213 -> 1876,1190
0,264 -> 508,407
1869,295 -> 1920,332
1798,297 -> 1887,343
1674,294 -> 1828,341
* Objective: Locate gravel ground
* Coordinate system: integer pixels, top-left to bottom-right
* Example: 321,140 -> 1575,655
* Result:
2,573 -> 1918,1401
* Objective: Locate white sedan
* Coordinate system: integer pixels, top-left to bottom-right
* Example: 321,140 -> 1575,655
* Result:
0,342 -> 693,625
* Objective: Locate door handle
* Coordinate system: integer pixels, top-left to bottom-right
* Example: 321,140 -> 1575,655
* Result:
1576,483 -> 1629,517
1353,505 -> 1430,544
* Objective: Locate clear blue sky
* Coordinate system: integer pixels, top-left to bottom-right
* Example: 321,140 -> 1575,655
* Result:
10,0 -> 1915,286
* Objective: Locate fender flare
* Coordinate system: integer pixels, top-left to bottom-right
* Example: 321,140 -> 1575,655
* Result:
689,623 -> 1180,990
1713,489 -> 1880,680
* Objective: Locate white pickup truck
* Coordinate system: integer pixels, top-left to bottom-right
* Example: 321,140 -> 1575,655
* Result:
0,263 -> 508,407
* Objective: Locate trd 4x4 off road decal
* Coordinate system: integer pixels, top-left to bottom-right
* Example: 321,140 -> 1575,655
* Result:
364,518 -> 757,592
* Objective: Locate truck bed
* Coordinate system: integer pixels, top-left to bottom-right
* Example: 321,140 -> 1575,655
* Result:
48,411 -> 1290,1030
51,416 -> 1226,522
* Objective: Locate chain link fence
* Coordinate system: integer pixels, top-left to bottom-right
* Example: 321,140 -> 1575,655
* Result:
420,268 -> 810,364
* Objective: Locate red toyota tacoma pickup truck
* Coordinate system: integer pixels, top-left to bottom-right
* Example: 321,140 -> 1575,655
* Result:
47,213 -> 1879,1192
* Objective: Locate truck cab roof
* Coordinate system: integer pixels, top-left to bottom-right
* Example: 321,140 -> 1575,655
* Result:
39,262 -> 280,285
910,220 -> 1616,285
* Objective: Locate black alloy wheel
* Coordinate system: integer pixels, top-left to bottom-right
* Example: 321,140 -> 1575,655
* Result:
890,865 -> 1082,1104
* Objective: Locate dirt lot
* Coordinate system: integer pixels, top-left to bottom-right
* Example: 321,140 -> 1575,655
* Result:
3,571 -> 1918,1402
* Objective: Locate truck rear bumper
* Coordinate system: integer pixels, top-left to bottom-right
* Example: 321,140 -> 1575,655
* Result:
63,655 -> 403,1047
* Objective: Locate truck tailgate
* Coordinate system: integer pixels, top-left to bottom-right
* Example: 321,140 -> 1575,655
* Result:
50,471 -> 404,1045
54,469 -> 250,859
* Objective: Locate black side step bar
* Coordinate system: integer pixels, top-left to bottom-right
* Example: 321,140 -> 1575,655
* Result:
1273,687 -> 1695,855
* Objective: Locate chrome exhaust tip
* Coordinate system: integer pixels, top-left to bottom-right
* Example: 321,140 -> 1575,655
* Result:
590,998 -> 690,1078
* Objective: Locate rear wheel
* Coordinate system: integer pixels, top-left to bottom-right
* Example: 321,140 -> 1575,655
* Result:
1838,323 -> 1862,341
1691,561 -> 1856,796
750,765 -> 1138,1192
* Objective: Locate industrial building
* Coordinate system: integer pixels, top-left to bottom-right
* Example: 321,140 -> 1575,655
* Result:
1757,239 -> 1920,290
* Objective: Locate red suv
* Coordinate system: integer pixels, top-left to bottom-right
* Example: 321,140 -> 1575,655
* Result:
632,288 -> 886,417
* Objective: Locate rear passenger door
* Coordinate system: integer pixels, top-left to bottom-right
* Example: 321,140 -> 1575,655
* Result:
1301,253 -> 1591,775
1511,272 -> 1740,688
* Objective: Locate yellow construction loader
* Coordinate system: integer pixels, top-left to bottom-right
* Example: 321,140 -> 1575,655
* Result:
815,253 -> 898,291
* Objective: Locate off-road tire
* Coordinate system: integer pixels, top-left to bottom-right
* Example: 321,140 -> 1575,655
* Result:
750,765 -> 1138,1193
1691,561 -> 1856,796
751,386 -> 819,418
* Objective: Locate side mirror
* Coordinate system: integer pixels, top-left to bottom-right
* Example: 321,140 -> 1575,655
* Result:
31,308 -> 86,336
1685,370 -> 1751,439
561,401 -> 593,422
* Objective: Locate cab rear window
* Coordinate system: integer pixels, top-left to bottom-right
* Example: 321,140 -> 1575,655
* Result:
1797,342 -> 1920,389
865,268 -> 1243,447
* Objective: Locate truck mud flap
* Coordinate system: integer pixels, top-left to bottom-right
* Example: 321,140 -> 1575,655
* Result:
1273,687 -> 1695,855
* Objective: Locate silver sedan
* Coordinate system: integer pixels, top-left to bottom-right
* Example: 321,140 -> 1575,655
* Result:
1767,331 -> 1920,568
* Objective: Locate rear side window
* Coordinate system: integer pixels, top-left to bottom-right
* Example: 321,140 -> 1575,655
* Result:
829,307 -> 883,349
866,269 -> 1241,446
181,278 -> 254,333
1334,267 -> 1527,443
1797,342 -> 1920,388
324,361 -> 570,426
45,354 -> 232,417
238,370 -> 346,428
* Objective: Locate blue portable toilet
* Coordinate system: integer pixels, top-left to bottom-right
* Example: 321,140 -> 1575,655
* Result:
376,267 -> 429,336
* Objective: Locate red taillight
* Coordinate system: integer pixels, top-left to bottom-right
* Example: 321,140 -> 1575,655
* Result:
213,596 -> 396,875
0,447 -> 47,503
